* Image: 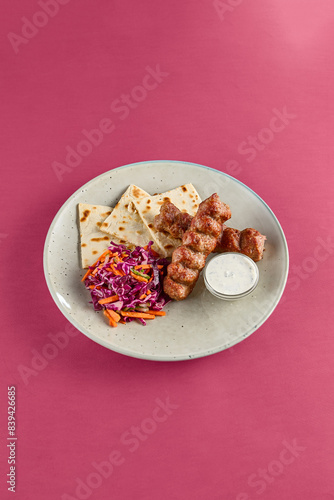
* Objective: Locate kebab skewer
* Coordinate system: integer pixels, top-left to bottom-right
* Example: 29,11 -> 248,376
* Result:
163,194 -> 231,301
154,201 -> 266,262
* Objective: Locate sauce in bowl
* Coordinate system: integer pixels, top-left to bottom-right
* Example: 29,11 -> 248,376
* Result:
204,253 -> 259,300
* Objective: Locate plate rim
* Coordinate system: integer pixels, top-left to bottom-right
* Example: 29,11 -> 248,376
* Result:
43,160 -> 289,361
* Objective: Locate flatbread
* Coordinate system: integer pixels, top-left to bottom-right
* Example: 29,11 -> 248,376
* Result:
78,203 -> 125,268
87,184 -> 201,259
132,184 -> 201,257
99,185 -> 153,248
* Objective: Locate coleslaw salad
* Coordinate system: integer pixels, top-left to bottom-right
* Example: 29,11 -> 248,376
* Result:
82,241 -> 170,326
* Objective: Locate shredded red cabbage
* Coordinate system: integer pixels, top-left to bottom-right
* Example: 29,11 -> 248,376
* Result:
83,241 -> 170,325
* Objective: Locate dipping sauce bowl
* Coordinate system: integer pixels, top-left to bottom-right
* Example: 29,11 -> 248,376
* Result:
204,253 -> 259,301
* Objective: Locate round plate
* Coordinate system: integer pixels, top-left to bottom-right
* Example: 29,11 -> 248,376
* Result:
43,161 -> 289,361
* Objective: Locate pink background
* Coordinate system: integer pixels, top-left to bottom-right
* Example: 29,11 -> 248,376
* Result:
1,1 -> 334,499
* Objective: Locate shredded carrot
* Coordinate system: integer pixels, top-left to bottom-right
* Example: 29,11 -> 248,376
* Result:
92,250 -> 110,267
105,266 -> 121,276
106,309 -> 121,323
93,263 -> 105,275
106,267 -> 121,276
98,295 -> 119,305
130,272 -> 148,282
84,246 -> 167,327
147,310 -> 166,316
81,250 -> 112,282
120,311 -> 155,319
103,310 -> 117,327
109,264 -> 125,276
109,317 -> 117,328
81,267 -> 93,282
143,245 -> 159,256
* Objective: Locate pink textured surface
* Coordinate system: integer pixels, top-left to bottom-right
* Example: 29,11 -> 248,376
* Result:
1,1 -> 334,499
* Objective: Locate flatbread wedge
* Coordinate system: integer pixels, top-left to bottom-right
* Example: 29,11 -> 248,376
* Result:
132,184 -> 201,257
78,203 -> 125,268
99,185 -> 153,249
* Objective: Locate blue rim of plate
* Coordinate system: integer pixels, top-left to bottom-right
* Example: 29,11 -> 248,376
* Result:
43,160 -> 289,361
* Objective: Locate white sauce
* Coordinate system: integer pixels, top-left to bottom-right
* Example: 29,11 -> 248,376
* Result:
205,253 -> 258,297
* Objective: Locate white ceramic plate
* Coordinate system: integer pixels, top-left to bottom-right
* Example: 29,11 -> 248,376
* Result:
43,161 -> 289,361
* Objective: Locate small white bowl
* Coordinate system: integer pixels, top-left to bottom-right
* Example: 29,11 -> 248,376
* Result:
204,253 -> 259,301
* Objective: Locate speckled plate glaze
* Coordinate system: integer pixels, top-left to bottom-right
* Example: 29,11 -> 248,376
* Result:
43,161 -> 289,361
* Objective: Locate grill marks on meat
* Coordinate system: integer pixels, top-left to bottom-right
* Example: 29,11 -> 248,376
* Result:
166,263 -> 199,284
214,227 -> 266,261
240,228 -> 266,262
182,231 -> 217,254
154,202 -> 193,239
190,216 -> 222,238
154,201 -> 266,262
172,246 -> 206,270
162,278 -> 192,301
216,227 -> 240,252
163,194 -> 231,301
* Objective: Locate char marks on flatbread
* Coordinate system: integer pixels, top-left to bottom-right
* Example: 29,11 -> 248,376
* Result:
80,184 -> 201,262
78,203 -> 125,268
99,185 -> 153,248
132,184 -> 201,257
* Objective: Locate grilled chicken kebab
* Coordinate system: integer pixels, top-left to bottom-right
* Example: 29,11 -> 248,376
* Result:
163,193 -> 231,301
154,200 -> 266,262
